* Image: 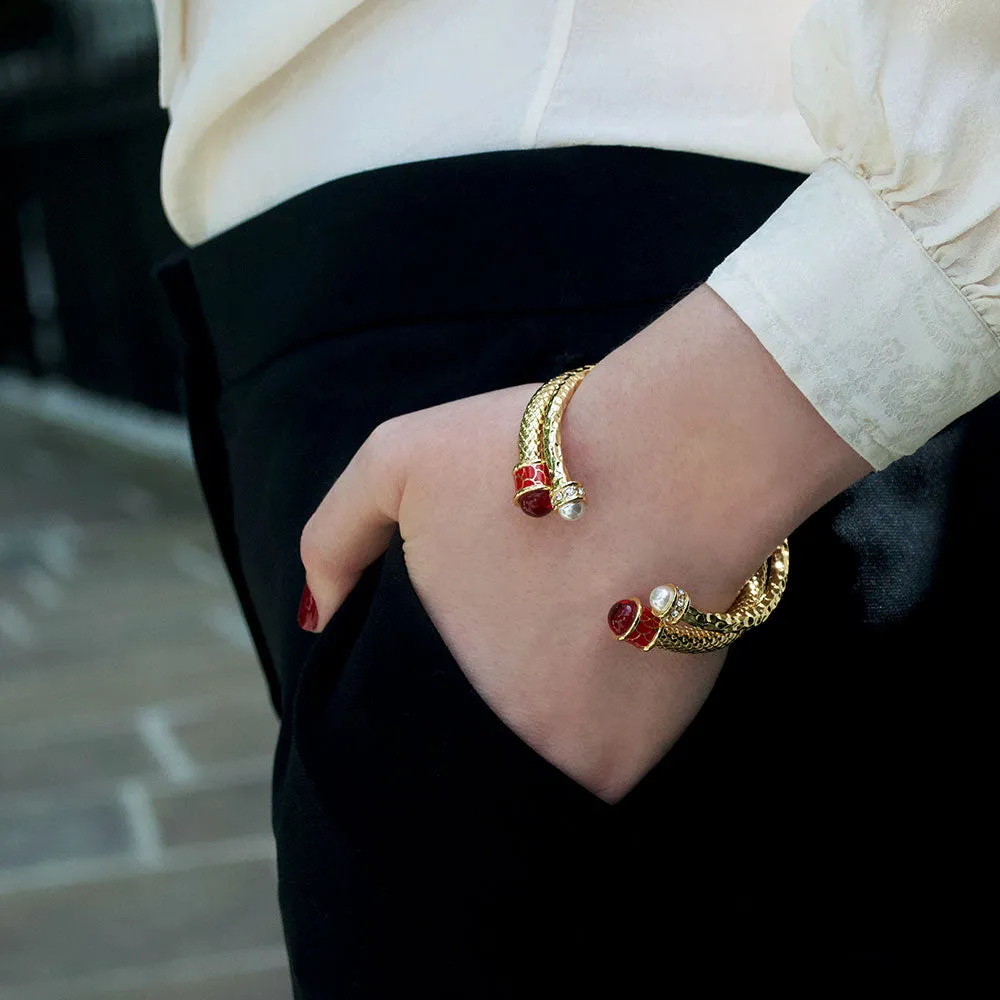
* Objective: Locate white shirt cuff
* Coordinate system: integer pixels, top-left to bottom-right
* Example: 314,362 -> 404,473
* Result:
706,159 -> 1000,471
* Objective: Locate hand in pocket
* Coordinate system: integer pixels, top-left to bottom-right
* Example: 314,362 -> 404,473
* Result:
298,287 -> 870,800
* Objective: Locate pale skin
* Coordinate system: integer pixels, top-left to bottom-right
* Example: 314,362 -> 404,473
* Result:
299,285 -> 872,802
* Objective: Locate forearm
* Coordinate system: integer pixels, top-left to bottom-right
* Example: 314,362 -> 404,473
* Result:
563,284 -> 873,610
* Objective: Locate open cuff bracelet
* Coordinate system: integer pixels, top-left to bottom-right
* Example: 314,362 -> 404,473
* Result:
513,367 -> 789,653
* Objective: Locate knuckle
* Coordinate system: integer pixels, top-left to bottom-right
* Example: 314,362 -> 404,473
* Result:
359,416 -> 408,488
363,416 -> 402,461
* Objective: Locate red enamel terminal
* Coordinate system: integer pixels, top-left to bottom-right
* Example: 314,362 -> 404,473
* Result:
513,462 -> 553,517
513,462 -> 550,493
608,599 -> 661,650
517,489 -> 553,517
608,599 -> 640,637
628,608 -> 662,649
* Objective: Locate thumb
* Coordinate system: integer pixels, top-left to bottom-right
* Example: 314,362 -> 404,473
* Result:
298,419 -> 407,632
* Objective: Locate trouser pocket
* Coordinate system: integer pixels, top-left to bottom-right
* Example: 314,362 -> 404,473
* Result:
276,530 -> 613,997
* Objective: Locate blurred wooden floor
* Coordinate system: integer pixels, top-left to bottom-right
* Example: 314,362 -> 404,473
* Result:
0,403 -> 289,999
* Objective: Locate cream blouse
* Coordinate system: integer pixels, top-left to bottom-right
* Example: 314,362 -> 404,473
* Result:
153,0 -> 1000,471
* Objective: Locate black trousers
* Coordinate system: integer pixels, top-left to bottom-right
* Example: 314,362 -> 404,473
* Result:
158,146 -> 989,996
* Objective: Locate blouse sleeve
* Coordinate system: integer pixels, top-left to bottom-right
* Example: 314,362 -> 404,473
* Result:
705,0 -> 1000,470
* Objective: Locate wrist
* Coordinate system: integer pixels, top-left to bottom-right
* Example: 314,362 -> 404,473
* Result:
561,284 -> 871,610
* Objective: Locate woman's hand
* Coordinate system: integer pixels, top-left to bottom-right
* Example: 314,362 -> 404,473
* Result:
299,286 -> 871,801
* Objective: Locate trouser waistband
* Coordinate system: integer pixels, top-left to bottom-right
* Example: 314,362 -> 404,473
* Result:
159,145 -> 805,387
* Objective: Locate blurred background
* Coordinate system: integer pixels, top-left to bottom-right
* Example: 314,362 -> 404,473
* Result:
1,2 -> 288,996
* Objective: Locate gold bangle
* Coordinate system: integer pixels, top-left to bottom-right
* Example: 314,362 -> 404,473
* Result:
607,541 -> 789,653
512,368 -> 790,653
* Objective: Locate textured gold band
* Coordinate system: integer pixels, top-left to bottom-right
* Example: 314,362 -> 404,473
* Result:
515,374 -> 571,470
610,542 -> 790,653
655,541 -> 789,652
541,367 -> 592,519
540,367 -> 591,487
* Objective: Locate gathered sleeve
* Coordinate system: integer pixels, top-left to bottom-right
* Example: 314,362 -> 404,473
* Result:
706,0 -> 1000,470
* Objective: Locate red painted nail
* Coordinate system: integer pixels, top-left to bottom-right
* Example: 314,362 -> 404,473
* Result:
297,584 -> 319,632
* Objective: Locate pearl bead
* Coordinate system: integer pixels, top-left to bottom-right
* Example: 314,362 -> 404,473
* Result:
649,584 -> 677,616
558,501 -> 585,521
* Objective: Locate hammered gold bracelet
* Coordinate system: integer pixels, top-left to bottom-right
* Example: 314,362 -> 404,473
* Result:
511,366 -> 790,653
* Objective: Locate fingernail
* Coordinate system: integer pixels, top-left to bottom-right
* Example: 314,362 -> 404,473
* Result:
297,584 -> 319,632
